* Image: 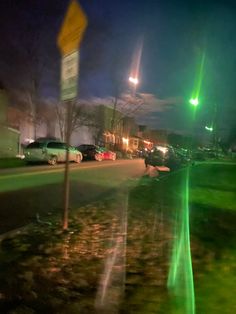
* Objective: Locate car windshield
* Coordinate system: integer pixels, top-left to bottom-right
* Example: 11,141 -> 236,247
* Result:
97,147 -> 106,152
78,145 -> 94,151
47,142 -> 66,149
26,142 -> 44,149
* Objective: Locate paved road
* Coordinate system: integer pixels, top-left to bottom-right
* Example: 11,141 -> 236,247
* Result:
0,159 -> 145,234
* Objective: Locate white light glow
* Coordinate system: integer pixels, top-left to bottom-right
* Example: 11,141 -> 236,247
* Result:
122,137 -> 129,144
25,138 -> 34,143
129,76 -> 139,85
157,146 -> 168,154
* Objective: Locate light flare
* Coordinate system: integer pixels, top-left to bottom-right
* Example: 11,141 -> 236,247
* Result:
191,51 -> 206,99
129,37 -> 143,91
129,76 -> 139,85
95,190 -> 129,312
168,166 -> 195,314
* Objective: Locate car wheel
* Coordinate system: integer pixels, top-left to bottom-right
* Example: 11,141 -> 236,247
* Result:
95,153 -> 103,162
75,154 -> 82,163
48,156 -> 57,165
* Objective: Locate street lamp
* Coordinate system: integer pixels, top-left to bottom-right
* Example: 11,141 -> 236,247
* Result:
129,76 -> 139,86
189,98 -> 199,106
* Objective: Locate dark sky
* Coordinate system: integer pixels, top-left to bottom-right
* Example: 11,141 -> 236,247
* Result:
0,0 -> 235,136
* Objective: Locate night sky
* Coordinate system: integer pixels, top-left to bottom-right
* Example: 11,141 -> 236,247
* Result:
0,0 -> 235,137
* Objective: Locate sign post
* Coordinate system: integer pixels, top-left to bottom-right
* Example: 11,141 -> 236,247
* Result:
61,50 -> 79,101
57,0 -> 87,230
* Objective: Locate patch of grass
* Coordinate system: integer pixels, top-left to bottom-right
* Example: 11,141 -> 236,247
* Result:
190,187 -> 236,211
194,252 -> 236,314
190,164 -> 236,211
190,164 -> 236,190
0,158 -> 26,169
188,163 -> 236,313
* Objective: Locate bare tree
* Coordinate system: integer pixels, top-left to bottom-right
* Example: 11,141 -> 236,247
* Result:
55,100 -> 96,142
0,2 -> 58,139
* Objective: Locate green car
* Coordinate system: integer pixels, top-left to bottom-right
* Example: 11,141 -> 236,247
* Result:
24,140 -> 83,165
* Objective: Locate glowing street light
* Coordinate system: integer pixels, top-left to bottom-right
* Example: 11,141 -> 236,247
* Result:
122,137 -> 129,145
129,76 -> 139,85
189,98 -> 199,106
205,126 -> 213,132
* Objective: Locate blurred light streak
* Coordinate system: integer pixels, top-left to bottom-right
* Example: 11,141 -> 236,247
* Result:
129,38 -> 143,92
195,51 -> 206,100
191,50 -> 206,118
205,125 -> 213,132
95,189 -> 128,312
168,50 -> 205,311
167,166 -> 195,314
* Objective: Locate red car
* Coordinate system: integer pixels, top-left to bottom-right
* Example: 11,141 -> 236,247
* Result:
77,145 -> 116,161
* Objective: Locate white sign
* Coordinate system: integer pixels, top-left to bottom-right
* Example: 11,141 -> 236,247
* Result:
61,50 -> 79,100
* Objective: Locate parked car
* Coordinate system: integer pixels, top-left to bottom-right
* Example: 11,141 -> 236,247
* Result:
174,147 -> 193,165
24,140 -> 83,165
192,149 -> 206,161
133,148 -> 150,158
77,144 -> 116,161
144,145 -> 184,171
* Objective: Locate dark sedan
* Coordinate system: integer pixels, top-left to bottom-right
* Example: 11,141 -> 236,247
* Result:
144,146 -> 183,171
77,144 -> 116,162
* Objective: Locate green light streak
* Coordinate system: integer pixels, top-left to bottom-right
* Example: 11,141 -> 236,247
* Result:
168,167 -> 195,314
189,51 -> 206,121
191,51 -> 206,101
205,126 -> 213,132
168,50 -> 206,311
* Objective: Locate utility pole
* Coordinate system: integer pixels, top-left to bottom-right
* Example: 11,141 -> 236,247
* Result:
110,82 -> 120,150
111,96 -> 118,134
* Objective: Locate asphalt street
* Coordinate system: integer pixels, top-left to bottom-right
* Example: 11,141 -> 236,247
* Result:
0,159 -> 145,234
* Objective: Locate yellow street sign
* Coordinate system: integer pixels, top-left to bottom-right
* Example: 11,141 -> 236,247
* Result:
57,0 -> 88,55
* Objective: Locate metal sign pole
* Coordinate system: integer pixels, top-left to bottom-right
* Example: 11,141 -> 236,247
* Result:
63,99 -> 72,230
57,0 -> 87,230
61,51 -> 78,230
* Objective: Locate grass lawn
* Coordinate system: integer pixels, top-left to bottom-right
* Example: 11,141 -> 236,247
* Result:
0,158 -> 26,169
189,163 -> 236,314
190,163 -> 236,211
